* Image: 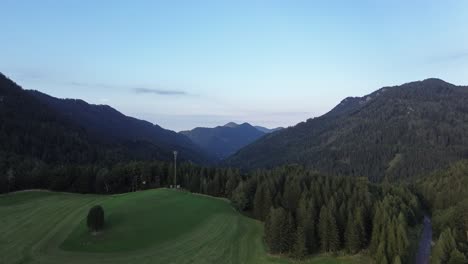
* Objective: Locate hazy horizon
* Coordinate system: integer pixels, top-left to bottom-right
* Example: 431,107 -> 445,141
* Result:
1,1 -> 468,131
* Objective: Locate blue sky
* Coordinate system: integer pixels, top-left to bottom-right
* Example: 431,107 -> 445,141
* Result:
1,0 -> 468,131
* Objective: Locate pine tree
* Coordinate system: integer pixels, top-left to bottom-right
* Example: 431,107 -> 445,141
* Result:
283,212 -> 296,253
386,220 -> 398,262
265,207 -> 288,253
327,208 -> 340,252
376,241 -> 388,264
305,199 -> 318,253
319,206 -> 329,252
283,179 -> 301,211
431,228 -> 458,264
231,181 -> 248,210
355,206 -> 367,247
296,194 -> 308,227
293,225 -> 307,259
7,168 -> 15,193
370,204 -> 383,254
447,249 -> 467,264
253,183 -> 266,220
395,221 -> 409,259
264,207 -> 274,250
225,170 -> 238,197
253,183 -> 272,221
345,213 -> 360,253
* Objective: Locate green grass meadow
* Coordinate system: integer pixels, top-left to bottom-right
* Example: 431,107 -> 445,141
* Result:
0,189 -> 371,264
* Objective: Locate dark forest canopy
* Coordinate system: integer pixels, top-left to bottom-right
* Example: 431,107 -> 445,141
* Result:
227,79 -> 468,182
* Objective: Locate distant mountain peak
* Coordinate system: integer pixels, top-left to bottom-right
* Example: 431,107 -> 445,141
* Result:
421,78 -> 449,85
224,122 -> 239,128
181,122 -> 267,160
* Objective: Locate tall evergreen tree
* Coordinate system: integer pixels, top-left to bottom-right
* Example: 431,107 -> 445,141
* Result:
431,228 -> 458,264
345,213 -> 360,253
327,208 -> 340,252
447,249 -> 467,264
319,206 -> 329,252
305,199 -> 318,253
293,225 -> 307,259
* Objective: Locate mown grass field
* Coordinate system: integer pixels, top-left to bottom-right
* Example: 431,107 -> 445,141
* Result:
0,189 -> 372,264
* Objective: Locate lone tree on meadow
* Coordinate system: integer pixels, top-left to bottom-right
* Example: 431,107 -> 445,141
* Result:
87,205 -> 105,233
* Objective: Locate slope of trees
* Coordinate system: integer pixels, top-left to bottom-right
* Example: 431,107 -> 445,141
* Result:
415,160 -> 468,263
0,73 -> 213,174
227,79 -> 468,182
29,90 -> 211,164
241,167 -> 422,262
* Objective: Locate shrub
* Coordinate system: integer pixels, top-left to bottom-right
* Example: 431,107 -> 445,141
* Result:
87,205 -> 104,233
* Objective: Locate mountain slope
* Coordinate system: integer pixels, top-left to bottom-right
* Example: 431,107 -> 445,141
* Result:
227,79 -> 468,181
180,123 -> 266,160
0,72 -> 104,165
254,126 -> 284,134
28,90 -> 211,164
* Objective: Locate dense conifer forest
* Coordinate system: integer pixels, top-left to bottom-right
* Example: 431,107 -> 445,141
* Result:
415,160 -> 468,263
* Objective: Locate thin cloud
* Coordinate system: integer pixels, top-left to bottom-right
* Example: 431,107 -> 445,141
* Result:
69,81 -> 88,87
67,81 -> 189,96
427,51 -> 468,64
133,87 -> 187,96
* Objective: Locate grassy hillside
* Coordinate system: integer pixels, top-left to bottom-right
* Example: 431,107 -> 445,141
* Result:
0,189 -> 371,264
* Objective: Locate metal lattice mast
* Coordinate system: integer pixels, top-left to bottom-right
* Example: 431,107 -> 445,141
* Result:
173,151 -> 178,188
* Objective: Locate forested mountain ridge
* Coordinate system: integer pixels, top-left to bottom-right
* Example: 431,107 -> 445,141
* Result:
0,72 -> 212,171
180,122 -> 266,160
0,72 -> 105,165
254,125 -> 284,134
29,90 -> 212,164
227,79 -> 468,181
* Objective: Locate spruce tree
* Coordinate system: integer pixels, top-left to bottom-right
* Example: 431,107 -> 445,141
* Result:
305,199 -> 318,253
447,249 -> 467,264
283,212 -> 296,253
319,206 -> 329,252
327,208 -> 340,252
264,207 -> 274,249
395,221 -> 409,258
293,225 -> 307,259
283,179 -> 301,211
431,228 -> 458,264
370,205 -> 383,254
355,206 -> 367,247
253,183 -> 266,220
87,205 -> 105,233
386,220 -> 398,262
265,207 -> 288,253
345,213 -> 360,253
376,241 -> 388,264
